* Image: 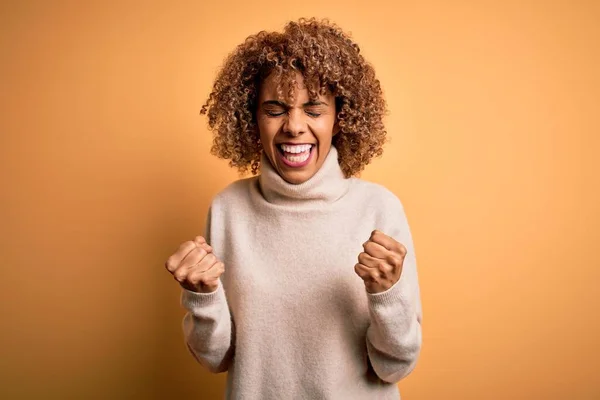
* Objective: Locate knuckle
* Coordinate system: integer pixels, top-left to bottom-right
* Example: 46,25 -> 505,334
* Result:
188,273 -> 201,285
165,258 -> 176,272
354,264 -> 364,275
195,239 -> 210,251
203,280 -> 218,290
369,270 -> 379,282
398,244 -> 407,257
174,271 -> 187,282
196,247 -> 208,259
387,256 -> 400,268
200,242 -> 212,252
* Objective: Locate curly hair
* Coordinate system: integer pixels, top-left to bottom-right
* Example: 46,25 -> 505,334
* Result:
200,18 -> 387,177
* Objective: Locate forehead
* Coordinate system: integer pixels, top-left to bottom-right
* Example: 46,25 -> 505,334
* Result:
258,71 -> 332,102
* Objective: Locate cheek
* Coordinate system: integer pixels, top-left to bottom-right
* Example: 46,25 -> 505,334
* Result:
258,120 -> 278,144
311,118 -> 336,142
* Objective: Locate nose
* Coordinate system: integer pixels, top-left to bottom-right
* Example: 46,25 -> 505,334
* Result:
282,109 -> 307,137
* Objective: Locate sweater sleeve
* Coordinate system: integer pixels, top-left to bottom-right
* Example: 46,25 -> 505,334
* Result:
180,204 -> 235,373
181,284 -> 235,373
365,199 -> 423,383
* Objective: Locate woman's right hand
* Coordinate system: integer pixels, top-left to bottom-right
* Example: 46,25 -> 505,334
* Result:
165,236 -> 225,293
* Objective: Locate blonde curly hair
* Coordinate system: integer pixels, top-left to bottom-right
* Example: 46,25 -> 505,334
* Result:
200,18 -> 387,177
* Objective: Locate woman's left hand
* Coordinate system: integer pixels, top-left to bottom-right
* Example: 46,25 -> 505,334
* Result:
354,230 -> 407,294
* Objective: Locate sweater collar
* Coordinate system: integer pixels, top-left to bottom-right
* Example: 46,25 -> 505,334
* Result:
258,146 -> 350,206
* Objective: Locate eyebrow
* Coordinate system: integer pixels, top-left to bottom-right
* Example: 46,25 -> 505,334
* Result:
262,100 -> 329,107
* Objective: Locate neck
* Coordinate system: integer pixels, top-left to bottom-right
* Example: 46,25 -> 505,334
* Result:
258,146 -> 350,208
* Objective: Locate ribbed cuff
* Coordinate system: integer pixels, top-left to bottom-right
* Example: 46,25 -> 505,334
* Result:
180,281 -> 224,310
366,278 -> 405,306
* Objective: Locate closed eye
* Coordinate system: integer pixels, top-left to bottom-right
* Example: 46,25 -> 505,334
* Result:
304,106 -> 324,117
266,110 -> 286,117
262,100 -> 288,117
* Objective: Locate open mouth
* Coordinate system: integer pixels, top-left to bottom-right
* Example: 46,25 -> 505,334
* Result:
276,143 -> 315,167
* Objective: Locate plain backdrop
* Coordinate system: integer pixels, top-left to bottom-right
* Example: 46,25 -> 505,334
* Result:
1,0 -> 599,399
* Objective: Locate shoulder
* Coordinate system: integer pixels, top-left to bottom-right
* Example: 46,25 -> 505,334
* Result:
350,178 -> 413,243
210,176 -> 258,210
350,178 -> 405,212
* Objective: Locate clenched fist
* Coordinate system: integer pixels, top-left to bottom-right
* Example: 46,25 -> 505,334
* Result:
165,236 -> 224,293
354,230 -> 407,294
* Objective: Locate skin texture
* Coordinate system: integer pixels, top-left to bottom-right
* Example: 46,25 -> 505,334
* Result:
355,230 -> 408,293
165,236 -> 222,293
257,72 -> 338,184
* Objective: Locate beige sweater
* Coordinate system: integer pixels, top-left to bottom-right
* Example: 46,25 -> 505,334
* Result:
181,147 -> 422,399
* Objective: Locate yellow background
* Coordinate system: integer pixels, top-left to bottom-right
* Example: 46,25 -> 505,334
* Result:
1,1 -> 599,399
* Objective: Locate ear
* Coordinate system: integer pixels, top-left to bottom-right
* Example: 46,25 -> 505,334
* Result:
332,120 -> 340,137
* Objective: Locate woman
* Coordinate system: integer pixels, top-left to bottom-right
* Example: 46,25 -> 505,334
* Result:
165,18 -> 422,399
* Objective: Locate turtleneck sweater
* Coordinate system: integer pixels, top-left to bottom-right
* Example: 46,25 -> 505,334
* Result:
181,147 -> 422,399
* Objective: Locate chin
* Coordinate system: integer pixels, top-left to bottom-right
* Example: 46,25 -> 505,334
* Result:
280,171 -> 312,185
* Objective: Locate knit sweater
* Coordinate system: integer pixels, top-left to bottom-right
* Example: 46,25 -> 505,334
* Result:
181,146 -> 422,399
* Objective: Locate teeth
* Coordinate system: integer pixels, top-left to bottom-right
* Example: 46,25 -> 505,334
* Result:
284,152 -> 310,163
280,144 -> 312,154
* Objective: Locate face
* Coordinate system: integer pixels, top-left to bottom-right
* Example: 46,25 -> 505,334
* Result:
256,72 -> 338,184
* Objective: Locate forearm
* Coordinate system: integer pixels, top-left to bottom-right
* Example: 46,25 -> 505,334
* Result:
365,268 -> 422,383
181,282 -> 235,373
